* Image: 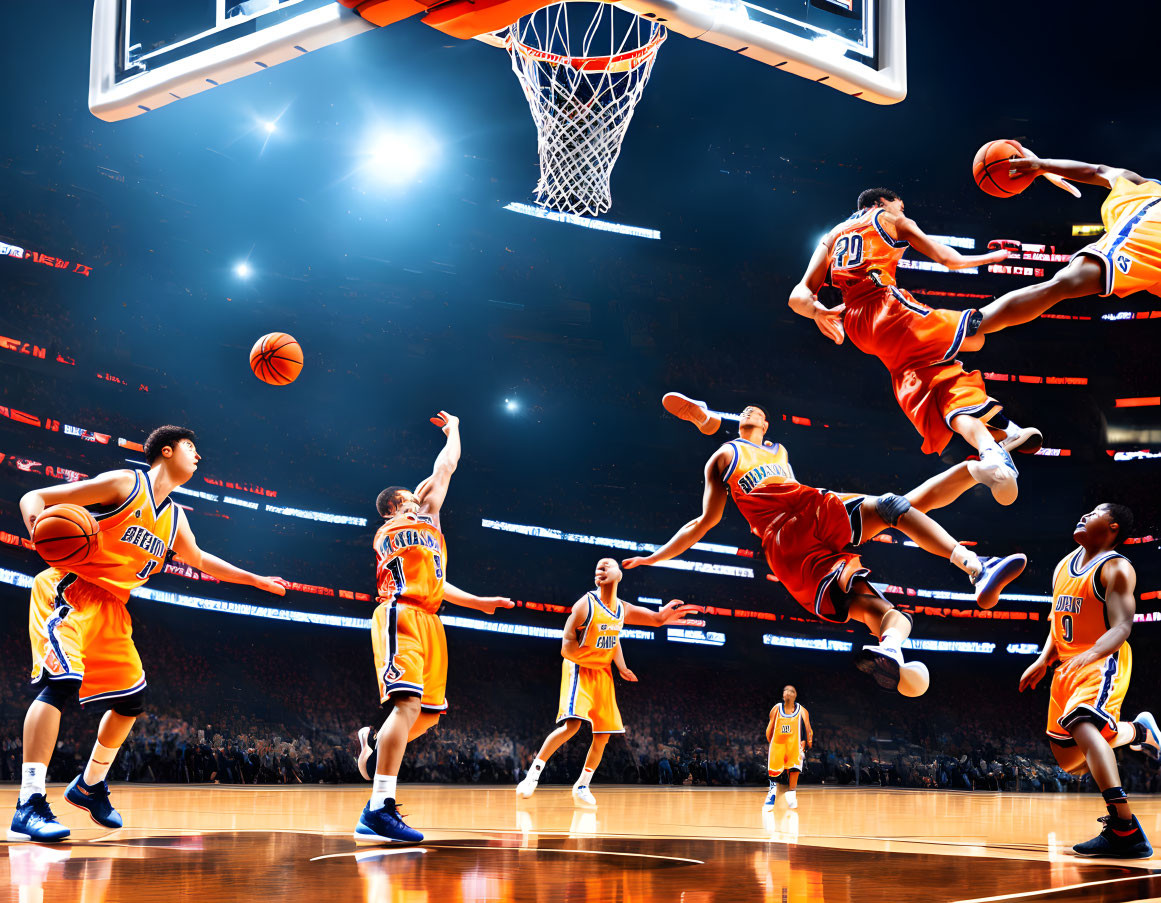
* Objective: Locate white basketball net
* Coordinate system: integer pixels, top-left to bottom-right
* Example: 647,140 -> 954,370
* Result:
504,4 -> 666,217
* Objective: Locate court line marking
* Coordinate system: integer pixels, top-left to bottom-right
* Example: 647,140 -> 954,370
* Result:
312,849 -> 428,861
312,845 -> 702,865
951,874 -> 1160,902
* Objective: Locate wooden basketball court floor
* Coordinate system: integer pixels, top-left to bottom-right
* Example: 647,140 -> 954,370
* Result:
2,785 -> 1159,902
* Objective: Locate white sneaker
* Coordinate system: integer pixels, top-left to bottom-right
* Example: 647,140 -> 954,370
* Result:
1130,712 -> 1161,759
898,660 -> 930,697
516,776 -> 538,799
572,785 -> 598,809
356,726 -> 374,781
855,643 -> 904,691
784,790 -> 798,810
970,553 -> 1027,610
967,445 -> 1019,506
662,392 -> 721,435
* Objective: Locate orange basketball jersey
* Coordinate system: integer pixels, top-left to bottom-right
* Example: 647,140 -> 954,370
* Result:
723,439 -> 797,533
770,703 -> 805,747
1076,177 -> 1161,297
1050,548 -> 1128,660
373,512 -> 446,614
67,469 -> 179,601
827,208 -> 909,301
567,592 -> 625,667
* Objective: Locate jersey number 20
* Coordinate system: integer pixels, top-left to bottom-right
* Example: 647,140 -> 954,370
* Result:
833,234 -> 864,269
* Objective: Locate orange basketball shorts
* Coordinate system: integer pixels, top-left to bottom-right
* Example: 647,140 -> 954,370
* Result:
1046,642 -> 1132,745
1077,217 -> 1161,298
758,484 -> 869,624
844,286 -> 979,372
557,659 -> 624,733
28,568 -> 146,706
371,601 -> 448,714
768,740 -> 804,776
893,361 -> 1001,456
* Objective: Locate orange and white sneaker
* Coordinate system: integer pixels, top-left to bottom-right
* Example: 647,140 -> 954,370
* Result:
662,393 -> 720,435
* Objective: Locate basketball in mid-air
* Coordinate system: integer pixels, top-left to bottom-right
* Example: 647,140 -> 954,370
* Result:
249,332 -> 304,386
972,140 -> 1032,198
33,504 -> 100,567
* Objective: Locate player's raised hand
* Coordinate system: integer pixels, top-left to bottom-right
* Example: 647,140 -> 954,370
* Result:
1007,145 -> 1081,197
621,556 -> 651,570
815,305 -> 846,345
618,667 -> 639,682
1017,657 -> 1049,692
255,576 -> 288,596
658,599 -> 705,628
475,595 -> 514,615
430,411 -> 460,435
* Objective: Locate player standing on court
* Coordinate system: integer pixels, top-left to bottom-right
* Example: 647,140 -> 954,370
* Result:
9,426 -> 287,843
1018,503 -> 1158,859
355,412 -> 515,844
514,557 -> 702,808
764,685 -> 812,811
788,189 -> 1040,505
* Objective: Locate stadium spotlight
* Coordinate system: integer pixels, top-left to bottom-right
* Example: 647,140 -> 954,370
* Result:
234,261 -> 252,279
261,119 -> 277,134
505,398 -> 519,413
364,128 -> 437,185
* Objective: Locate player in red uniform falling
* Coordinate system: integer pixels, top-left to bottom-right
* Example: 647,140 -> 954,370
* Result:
789,189 -> 1041,505
626,402 -> 1028,695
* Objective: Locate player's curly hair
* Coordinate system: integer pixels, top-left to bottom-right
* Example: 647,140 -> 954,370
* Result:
1102,502 -> 1134,546
143,425 -> 197,464
376,486 -> 411,518
857,187 -> 900,209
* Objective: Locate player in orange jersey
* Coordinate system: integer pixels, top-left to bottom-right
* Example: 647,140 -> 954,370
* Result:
354,412 -> 515,845
9,426 -> 287,843
763,685 -> 812,811
627,403 -> 1028,696
1018,504 -> 1157,859
514,557 -> 702,808
789,188 -> 1041,505
975,148 -> 1161,332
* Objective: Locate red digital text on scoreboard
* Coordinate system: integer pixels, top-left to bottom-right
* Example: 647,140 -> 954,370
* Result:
0,240 -> 92,277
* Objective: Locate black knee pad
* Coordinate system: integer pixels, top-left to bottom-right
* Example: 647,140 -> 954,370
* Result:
110,689 -> 146,717
36,679 -> 81,710
876,493 -> 911,527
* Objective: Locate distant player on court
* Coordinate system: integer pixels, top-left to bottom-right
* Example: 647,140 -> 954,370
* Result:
9,426 -> 287,843
627,401 -> 1028,696
1018,503 -> 1158,859
515,557 -> 702,808
789,189 -> 1040,505
974,148 -> 1161,332
764,685 -> 812,811
355,412 -> 515,845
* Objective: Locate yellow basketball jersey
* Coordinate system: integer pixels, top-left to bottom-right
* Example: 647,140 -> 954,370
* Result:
1050,548 -> 1129,659
70,469 -> 180,601
1099,177 -> 1161,235
374,512 -> 447,614
566,592 -> 624,667
723,439 -> 795,497
770,703 -> 805,747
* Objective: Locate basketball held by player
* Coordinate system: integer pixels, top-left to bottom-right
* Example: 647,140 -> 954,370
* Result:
764,685 -> 812,811
10,426 -> 287,844
354,412 -> 515,845
789,188 -> 1041,505
1018,504 -> 1157,859
633,401 -> 1029,697
515,558 -> 703,808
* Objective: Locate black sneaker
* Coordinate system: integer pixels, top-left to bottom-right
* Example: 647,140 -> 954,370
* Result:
1072,815 -> 1153,859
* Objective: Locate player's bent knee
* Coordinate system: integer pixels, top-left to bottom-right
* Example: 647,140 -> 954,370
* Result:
874,493 -> 911,527
35,678 -> 81,711
110,689 -> 147,718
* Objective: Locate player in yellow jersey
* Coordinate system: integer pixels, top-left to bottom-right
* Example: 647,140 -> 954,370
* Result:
354,412 -> 515,844
763,685 -> 812,811
629,401 -> 1028,696
1018,504 -> 1157,859
515,558 -> 702,808
977,148 -> 1161,333
9,426 -> 287,843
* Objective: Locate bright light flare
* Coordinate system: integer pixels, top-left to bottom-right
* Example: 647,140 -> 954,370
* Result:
234,261 -> 252,279
362,129 -> 437,185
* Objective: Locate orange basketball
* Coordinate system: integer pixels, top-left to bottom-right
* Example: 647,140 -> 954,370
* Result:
33,504 -> 99,567
249,332 -> 303,386
973,139 -> 1033,198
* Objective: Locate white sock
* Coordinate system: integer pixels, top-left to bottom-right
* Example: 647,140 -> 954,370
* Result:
574,767 -> 595,789
979,437 -> 1003,457
951,543 -> 982,578
1001,419 -> 1022,440
370,774 -> 397,809
527,758 -> 547,781
19,763 -> 47,804
83,741 -> 120,785
880,626 -> 906,650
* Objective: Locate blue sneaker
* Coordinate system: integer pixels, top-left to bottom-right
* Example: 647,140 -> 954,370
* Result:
64,776 -> 123,829
972,553 -> 1028,610
354,800 -> 423,844
1130,712 -> 1161,759
8,794 -> 71,843
762,786 -> 778,811
1072,815 -> 1152,859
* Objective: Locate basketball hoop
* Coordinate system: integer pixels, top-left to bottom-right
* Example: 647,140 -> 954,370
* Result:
503,4 -> 665,217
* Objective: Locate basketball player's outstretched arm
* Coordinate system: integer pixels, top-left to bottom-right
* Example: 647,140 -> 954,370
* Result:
171,509 -> 287,595
1007,146 -> 1147,189
889,215 -> 1009,270
415,411 -> 460,518
1057,559 -> 1137,677
622,600 -> 705,628
622,450 -> 729,570
613,641 -> 637,682
441,580 -> 513,615
788,229 -> 847,345
19,470 -> 137,536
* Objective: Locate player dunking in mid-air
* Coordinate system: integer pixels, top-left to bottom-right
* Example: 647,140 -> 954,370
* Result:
764,685 -> 812,811
9,426 -> 287,843
789,189 -> 1041,505
627,402 -> 1028,696
975,148 -> 1161,332
515,558 -> 702,808
355,412 -> 514,845
1018,504 -> 1159,859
